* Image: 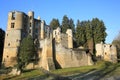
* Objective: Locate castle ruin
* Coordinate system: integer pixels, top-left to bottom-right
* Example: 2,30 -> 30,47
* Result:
3,11 -> 114,70
96,42 -> 117,63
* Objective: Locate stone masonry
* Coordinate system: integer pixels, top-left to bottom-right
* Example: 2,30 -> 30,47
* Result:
96,42 -> 117,63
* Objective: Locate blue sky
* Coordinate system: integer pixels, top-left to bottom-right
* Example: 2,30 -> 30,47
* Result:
0,0 -> 120,43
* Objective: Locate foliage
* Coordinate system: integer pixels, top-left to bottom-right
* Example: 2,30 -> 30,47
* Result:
50,16 -> 107,53
61,15 -> 75,35
76,20 -> 87,46
17,35 -> 36,70
0,28 -> 5,67
91,18 -> 107,44
69,18 -> 75,37
75,18 -> 107,54
61,15 -> 70,33
50,18 -> 60,30
1,69 -> 45,80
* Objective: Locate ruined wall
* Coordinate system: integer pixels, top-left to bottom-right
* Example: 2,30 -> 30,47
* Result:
66,29 -> 73,49
53,28 -> 73,49
103,44 -> 117,63
61,34 -> 68,48
96,42 -> 117,63
96,42 -> 104,57
39,38 -> 55,70
55,44 -> 93,68
53,27 -> 61,43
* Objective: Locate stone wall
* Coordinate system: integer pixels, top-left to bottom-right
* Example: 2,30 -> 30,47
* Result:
55,44 -> 93,68
61,34 -> 68,48
2,30 -> 21,67
39,39 -> 55,70
96,42 -> 117,63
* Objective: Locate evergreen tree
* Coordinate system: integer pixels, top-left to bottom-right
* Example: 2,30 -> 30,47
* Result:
61,15 -> 69,33
75,20 -> 86,46
85,20 -> 93,40
17,35 -> 36,70
0,28 -> 5,67
91,18 -> 107,44
85,21 -> 94,52
50,18 -> 60,30
69,18 -> 75,37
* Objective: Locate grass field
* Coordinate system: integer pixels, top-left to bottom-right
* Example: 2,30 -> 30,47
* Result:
1,61 -> 120,80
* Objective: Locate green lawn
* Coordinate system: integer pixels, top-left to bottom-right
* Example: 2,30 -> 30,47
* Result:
1,61 -> 120,80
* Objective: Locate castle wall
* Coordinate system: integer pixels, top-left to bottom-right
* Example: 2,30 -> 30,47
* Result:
96,43 -> 117,63
103,44 -> 111,61
55,44 -> 93,68
96,42 -> 104,57
3,48 -> 18,67
61,34 -> 68,48
39,39 -> 55,70
4,30 -> 21,48
53,27 -> 61,43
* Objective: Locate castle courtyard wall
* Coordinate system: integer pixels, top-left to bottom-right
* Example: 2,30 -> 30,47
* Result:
55,44 -> 93,68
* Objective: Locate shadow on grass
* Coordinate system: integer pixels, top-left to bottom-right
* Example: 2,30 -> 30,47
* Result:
94,63 -> 120,80
37,68 -> 72,80
70,62 -> 120,80
3,75 -> 18,80
67,68 -> 97,79
22,69 -> 35,73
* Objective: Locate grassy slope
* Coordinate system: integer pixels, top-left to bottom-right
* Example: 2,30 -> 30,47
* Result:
1,61 -> 120,80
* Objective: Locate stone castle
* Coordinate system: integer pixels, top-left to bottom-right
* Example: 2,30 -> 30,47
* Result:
2,11 -> 117,70
2,11 -> 93,70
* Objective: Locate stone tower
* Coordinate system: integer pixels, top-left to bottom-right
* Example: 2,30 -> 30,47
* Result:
2,11 -> 46,67
66,29 -> 73,48
28,11 -> 34,37
2,11 -> 25,67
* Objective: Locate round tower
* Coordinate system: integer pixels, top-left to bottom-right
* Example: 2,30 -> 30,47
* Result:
2,11 -> 24,67
28,11 -> 34,37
